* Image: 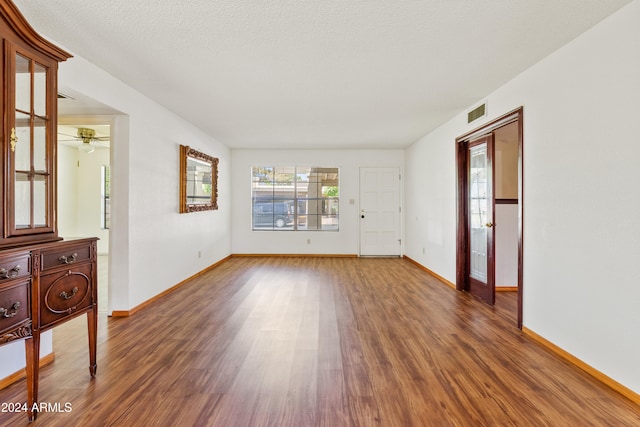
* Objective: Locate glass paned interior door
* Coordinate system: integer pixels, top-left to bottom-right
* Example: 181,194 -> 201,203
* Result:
469,143 -> 488,281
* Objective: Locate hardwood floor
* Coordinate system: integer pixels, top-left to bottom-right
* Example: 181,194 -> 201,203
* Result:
1,257 -> 638,426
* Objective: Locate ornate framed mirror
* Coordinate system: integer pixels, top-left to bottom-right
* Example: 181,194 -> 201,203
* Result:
180,145 -> 218,213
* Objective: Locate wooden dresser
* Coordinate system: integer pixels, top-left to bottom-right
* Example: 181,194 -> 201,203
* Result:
0,0 -> 98,421
0,238 -> 98,421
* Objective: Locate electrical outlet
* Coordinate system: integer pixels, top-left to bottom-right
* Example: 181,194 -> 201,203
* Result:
307,239 -> 311,244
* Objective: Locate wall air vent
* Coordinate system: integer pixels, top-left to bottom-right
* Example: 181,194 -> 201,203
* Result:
467,102 -> 487,123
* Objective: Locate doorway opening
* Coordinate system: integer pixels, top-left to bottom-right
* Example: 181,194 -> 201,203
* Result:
58,118 -> 112,315
456,107 -> 523,328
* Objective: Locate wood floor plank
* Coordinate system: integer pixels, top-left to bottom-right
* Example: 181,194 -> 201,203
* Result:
1,257 -> 639,426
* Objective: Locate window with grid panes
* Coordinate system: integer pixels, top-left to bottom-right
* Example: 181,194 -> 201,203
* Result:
251,166 -> 339,231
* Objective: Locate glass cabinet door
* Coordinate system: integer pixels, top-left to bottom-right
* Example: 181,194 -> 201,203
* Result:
8,46 -> 54,235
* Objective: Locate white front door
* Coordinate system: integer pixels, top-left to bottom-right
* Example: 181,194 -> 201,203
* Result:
359,167 -> 401,256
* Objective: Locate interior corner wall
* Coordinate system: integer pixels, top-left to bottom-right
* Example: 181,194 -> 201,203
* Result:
404,0 -> 640,393
230,149 -> 404,255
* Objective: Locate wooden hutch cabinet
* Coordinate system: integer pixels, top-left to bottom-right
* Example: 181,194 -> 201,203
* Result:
0,0 -> 98,422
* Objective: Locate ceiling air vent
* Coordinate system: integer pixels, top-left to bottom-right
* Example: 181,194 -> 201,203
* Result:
467,102 -> 486,123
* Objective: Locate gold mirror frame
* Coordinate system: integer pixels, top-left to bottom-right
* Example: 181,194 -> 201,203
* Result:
180,145 -> 219,213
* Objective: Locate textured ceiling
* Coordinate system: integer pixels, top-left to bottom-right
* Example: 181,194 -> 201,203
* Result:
14,0 -> 631,149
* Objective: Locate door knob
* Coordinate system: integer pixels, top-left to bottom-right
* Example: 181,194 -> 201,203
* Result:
485,222 -> 494,228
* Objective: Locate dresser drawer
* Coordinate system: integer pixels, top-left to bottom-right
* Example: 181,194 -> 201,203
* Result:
0,279 -> 31,340
0,253 -> 30,282
40,243 -> 92,271
39,263 -> 93,328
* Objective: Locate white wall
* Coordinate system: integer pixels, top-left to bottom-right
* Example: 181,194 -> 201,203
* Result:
58,144 -> 79,237
405,0 -> 640,393
495,204 -> 518,287
231,149 -> 404,255
58,144 -> 110,254
55,56 -> 232,313
76,147 -> 110,253
404,121 -> 458,281
0,332 -> 52,380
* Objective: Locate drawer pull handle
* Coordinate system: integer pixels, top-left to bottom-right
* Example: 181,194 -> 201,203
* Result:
0,301 -> 21,318
59,253 -> 78,264
60,287 -> 79,300
0,265 -> 20,279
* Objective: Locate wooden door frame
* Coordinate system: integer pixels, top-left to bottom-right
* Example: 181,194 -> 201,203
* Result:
456,107 -> 523,328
